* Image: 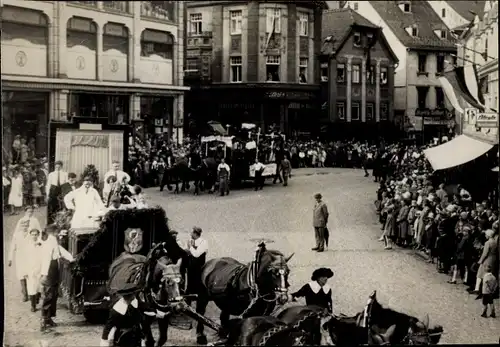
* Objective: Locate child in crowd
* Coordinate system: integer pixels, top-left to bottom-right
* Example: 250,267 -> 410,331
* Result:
481,264 -> 497,318
31,176 -> 43,208
8,170 -> 23,215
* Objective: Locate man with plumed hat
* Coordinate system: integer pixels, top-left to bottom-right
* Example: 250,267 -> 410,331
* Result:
290,267 -> 334,312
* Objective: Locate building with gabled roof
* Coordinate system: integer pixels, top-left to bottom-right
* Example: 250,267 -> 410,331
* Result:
426,1 -> 485,35
319,8 -> 399,139
344,0 -> 458,141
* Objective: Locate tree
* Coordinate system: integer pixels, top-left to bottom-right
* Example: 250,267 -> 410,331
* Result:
81,164 -> 100,189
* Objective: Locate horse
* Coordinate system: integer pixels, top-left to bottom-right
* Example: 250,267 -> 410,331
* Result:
275,304 -> 396,346
320,291 -> 443,345
219,316 -> 308,346
160,159 -> 193,194
194,243 -> 294,345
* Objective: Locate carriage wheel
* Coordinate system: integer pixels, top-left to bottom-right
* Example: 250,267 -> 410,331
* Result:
83,309 -> 107,324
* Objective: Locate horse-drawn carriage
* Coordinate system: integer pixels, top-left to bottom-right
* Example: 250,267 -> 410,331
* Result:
58,207 -> 185,323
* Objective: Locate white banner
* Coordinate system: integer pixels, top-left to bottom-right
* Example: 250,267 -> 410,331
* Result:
249,163 -> 277,177
476,113 -> 498,128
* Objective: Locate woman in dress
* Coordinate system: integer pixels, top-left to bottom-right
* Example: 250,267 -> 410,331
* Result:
24,228 -> 43,311
8,170 -> 23,215
290,267 -> 334,313
383,202 -> 396,250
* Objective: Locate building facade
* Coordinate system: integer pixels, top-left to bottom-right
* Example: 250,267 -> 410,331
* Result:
183,0 -> 326,137
345,0 -> 458,142
426,0 -> 485,32
1,1 -> 188,167
320,8 -> 398,139
457,0 -> 498,145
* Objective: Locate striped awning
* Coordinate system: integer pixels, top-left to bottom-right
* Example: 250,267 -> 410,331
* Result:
439,66 -> 486,113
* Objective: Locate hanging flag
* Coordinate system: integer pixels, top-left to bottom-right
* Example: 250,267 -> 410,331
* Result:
438,75 -> 464,113
265,15 -> 276,51
463,63 -> 485,107
440,67 -> 485,111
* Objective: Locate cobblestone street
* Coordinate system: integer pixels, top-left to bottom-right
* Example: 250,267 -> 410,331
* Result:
4,168 -> 500,345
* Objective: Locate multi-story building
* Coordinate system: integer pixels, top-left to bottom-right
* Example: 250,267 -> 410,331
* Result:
456,0 -> 498,145
345,0 -> 458,142
183,0 -> 326,136
1,1 -> 188,173
320,8 -> 399,139
426,1 -> 485,33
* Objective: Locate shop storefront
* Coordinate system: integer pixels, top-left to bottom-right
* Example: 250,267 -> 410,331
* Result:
186,84 -> 321,136
2,91 -> 49,163
416,108 -> 455,144
68,93 -> 130,125
139,95 -> 175,143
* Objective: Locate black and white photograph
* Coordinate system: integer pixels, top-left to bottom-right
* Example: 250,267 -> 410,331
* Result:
1,0 -> 499,346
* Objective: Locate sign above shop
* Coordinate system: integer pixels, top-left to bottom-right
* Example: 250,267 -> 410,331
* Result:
415,108 -> 451,118
476,112 -> 498,128
264,91 -> 314,100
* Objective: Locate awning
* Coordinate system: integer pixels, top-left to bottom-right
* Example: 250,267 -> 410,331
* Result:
492,166 -> 499,172
423,134 -> 493,171
207,121 -> 227,135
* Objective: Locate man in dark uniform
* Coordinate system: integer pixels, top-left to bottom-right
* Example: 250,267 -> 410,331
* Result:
273,145 -> 284,185
40,224 -> 74,332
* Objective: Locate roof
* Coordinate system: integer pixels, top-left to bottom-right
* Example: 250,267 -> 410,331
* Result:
322,8 -> 379,50
370,1 -> 457,51
447,1 -> 485,21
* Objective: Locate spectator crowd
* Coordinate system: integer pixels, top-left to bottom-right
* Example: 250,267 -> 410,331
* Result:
374,142 -> 499,318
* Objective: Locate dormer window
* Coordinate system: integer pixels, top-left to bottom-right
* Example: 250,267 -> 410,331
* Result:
399,1 -> 411,13
353,32 -> 361,47
434,29 -> 447,39
406,26 -> 418,37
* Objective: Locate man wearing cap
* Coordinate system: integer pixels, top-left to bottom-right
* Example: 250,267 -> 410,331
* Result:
185,227 -> 208,298
312,193 -> 329,252
64,176 -> 105,229
46,161 -> 68,224
40,224 -> 74,332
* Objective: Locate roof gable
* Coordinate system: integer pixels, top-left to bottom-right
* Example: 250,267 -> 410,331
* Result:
448,1 -> 485,21
370,1 -> 457,51
321,8 -> 378,50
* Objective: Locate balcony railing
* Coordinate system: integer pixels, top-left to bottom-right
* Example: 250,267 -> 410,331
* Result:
103,1 -> 130,13
72,1 -> 97,6
141,1 -> 176,22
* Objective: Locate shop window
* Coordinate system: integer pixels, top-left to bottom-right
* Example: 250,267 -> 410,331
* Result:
337,102 -> 345,120
69,94 -> 129,125
380,67 -> 388,85
140,29 -> 174,60
190,13 -> 203,34
299,58 -> 308,83
352,64 -> 360,83
351,102 -> 360,120
266,55 -> 280,82
337,64 -> 345,83
230,10 -> 242,35
140,96 -> 174,135
230,56 -> 242,82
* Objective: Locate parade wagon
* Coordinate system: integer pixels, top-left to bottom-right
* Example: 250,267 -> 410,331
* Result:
58,207 -> 175,323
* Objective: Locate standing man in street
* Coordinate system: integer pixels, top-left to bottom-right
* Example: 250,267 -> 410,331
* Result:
217,158 -> 231,196
185,227 -> 208,300
59,172 -> 78,205
39,224 -> 74,332
273,145 -> 284,185
280,155 -> 292,187
46,161 -> 68,224
254,158 -> 265,191
312,193 -> 329,253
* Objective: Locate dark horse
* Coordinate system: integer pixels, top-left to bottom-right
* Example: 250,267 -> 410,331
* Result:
194,243 -> 294,344
160,157 -> 218,195
317,291 -> 444,345
220,316 -> 308,346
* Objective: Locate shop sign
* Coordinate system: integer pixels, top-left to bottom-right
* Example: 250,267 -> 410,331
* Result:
476,113 -> 498,128
423,117 -> 453,125
264,91 -> 314,100
415,108 -> 449,118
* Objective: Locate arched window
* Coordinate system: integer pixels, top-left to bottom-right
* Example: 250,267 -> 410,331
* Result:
67,17 -> 97,51
140,29 -> 174,60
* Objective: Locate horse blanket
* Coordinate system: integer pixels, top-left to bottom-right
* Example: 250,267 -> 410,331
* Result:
202,258 -> 251,297
107,252 -> 147,295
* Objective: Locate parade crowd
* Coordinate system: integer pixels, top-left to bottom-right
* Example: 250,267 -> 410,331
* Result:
374,143 -> 499,318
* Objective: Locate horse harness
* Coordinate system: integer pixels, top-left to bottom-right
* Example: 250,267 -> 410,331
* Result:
258,311 -> 319,346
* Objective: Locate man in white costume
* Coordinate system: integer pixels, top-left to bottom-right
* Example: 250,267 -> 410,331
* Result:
25,228 -> 44,312
103,160 -> 131,203
8,205 -> 42,302
64,176 -> 105,229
